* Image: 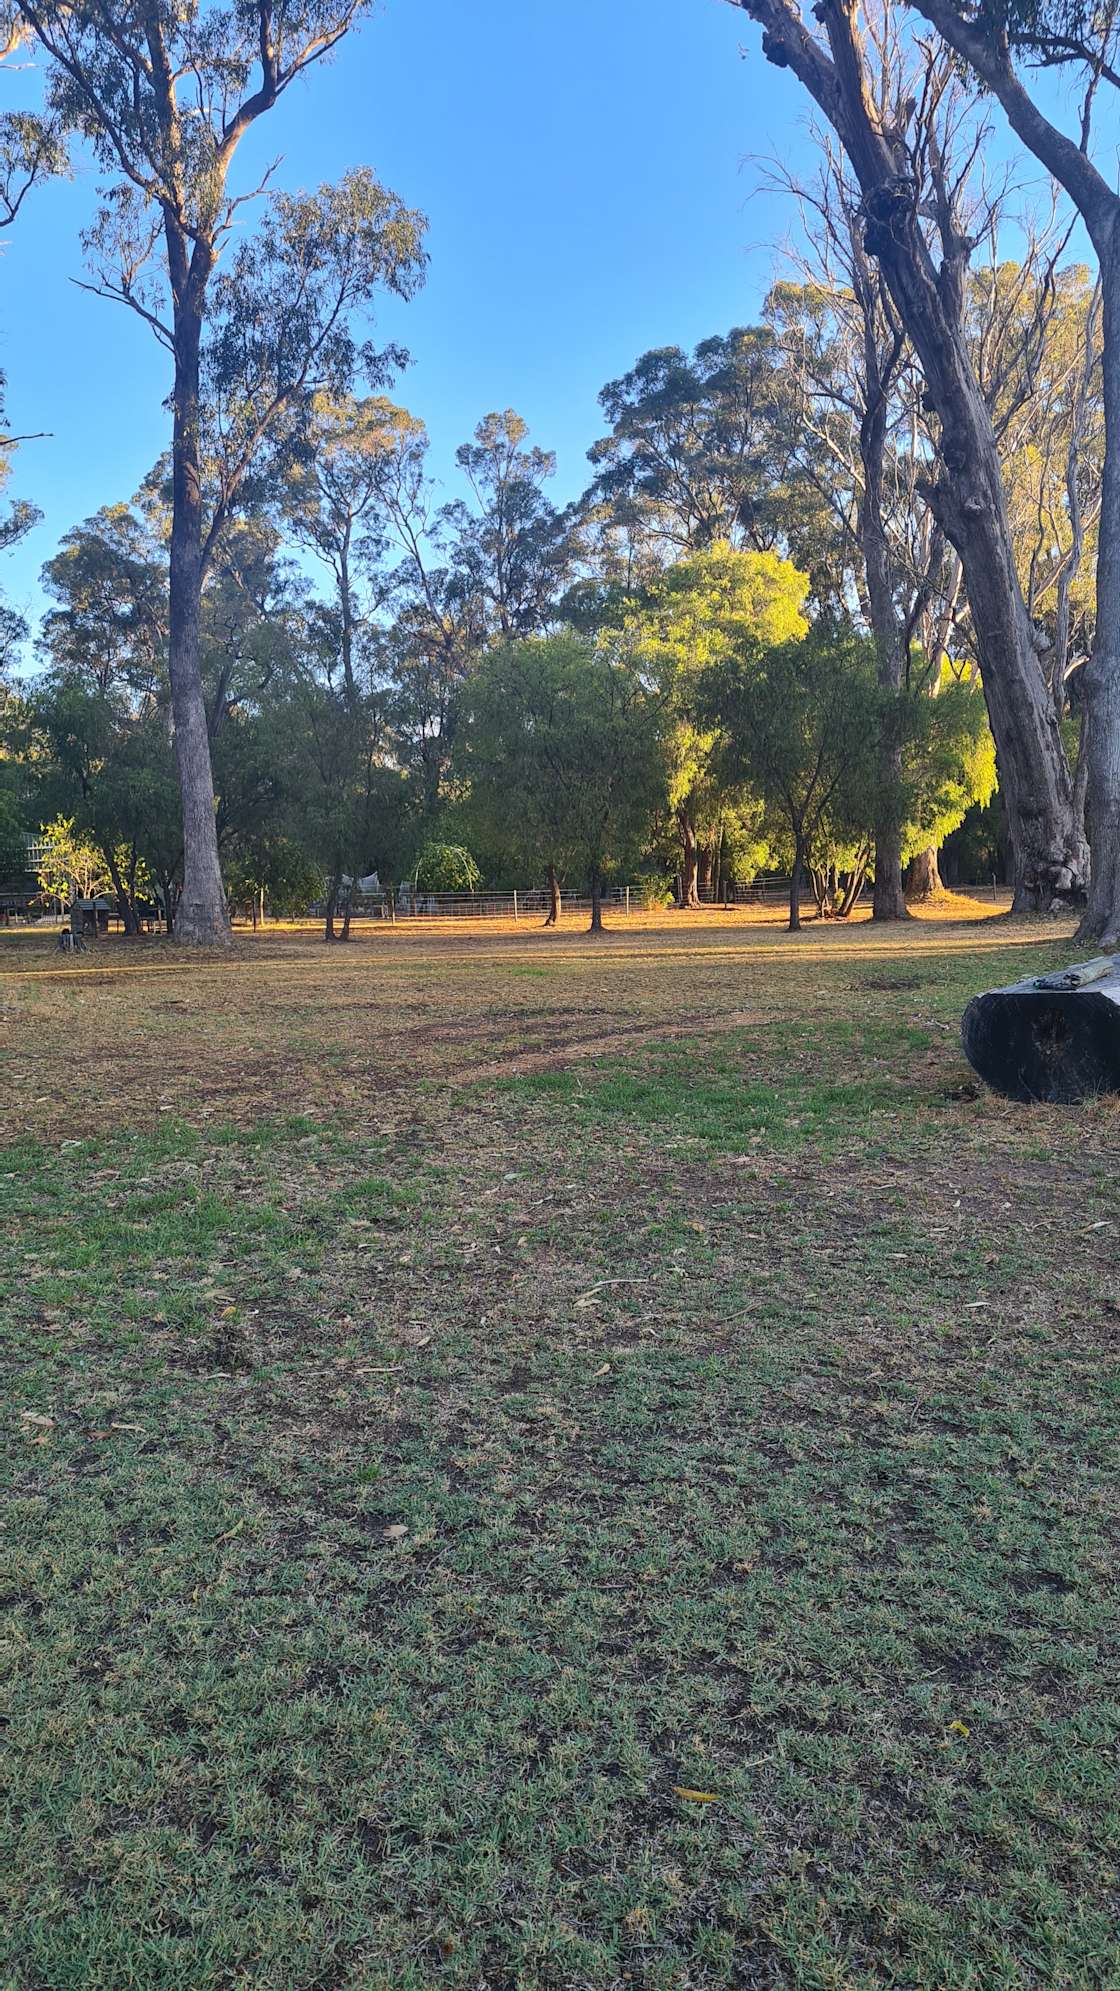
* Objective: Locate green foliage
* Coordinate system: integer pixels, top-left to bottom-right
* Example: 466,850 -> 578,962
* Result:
901,669 -> 998,863
637,874 -> 675,910
207,170 -> 427,494
703,617 -> 881,871
626,541 -> 810,693
413,841 -> 481,893
588,327 -> 793,558
461,632 -> 667,890
622,542 -> 809,888
445,411 -> 581,639
40,504 -> 165,696
223,838 -> 326,920
0,108 -> 67,230
268,666 -> 409,900
34,816 -> 113,900
975,0 -> 1100,58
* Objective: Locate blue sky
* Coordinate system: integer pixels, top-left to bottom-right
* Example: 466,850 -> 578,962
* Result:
0,0 -> 1087,644
0,0 -> 827,637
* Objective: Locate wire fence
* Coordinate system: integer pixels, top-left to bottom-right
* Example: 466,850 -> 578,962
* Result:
311,886 -> 645,921
307,878 -> 807,921
695,878 -> 800,906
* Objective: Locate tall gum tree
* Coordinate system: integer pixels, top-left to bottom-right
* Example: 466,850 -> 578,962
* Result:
10,0 -> 422,942
899,0 -> 1120,941
730,0 -> 1088,911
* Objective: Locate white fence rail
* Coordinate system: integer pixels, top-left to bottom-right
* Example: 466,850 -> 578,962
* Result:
311,886 -> 645,921
308,878 -> 808,920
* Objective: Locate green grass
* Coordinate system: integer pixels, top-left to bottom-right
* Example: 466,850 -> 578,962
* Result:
3,928 -> 1119,1988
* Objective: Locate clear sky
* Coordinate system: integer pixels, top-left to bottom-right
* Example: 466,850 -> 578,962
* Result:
1,0 -> 1088,647
0,0 -> 828,638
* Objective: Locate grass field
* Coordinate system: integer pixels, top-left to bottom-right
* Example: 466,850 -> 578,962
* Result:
3,898 -> 1119,1989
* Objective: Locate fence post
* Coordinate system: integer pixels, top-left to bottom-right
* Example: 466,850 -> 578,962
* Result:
625,886 -> 631,916
513,889 -> 519,920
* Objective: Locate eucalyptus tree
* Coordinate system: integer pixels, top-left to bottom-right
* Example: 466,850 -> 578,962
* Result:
40,504 -> 166,701
761,154 -> 1073,912
461,632 -> 667,934
586,329 -> 794,561
447,410 -> 581,640
359,406 -> 576,820
199,513 -> 303,738
345,403 -> 485,815
703,620 -> 883,931
268,635 -> 407,941
278,392 -> 405,932
34,504 -> 175,930
0,104 -> 64,227
281,395 -> 395,705
765,194 -> 925,920
904,0 -> 1120,942
9,0 -> 425,941
730,0 -> 1087,912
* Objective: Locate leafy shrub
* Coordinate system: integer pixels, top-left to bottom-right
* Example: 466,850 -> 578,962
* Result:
413,842 -> 482,893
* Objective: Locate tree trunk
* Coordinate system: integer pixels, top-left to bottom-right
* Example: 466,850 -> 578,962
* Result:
697,845 -> 713,897
789,836 -> 805,932
679,810 -> 701,908
158,873 -> 179,936
740,0 -> 1087,911
168,282 -> 230,946
896,0 -> 1117,936
156,872 -> 176,936
543,862 -> 561,927
906,846 -> 943,900
861,172 -> 1083,914
855,244 -> 911,924
837,848 -> 871,917
1078,251 -> 1120,944
103,845 -> 140,936
589,866 -> 604,934
872,807 -> 909,919
1073,703 -> 1090,850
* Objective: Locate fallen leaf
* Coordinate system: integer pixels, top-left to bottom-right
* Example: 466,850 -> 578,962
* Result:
948,1719 -> 971,1738
673,1786 -> 720,1803
20,1411 -> 53,1427
383,1523 -> 409,1540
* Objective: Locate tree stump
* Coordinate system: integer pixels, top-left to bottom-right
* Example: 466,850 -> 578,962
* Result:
961,956 -> 1120,1102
